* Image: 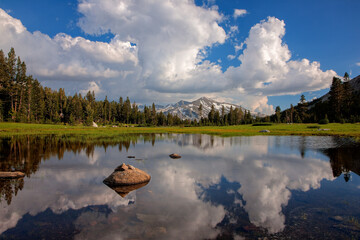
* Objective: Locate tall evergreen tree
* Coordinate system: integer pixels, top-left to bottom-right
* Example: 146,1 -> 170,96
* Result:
342,72 -> 353,119
151,103 -> 157,125
208,105 -> 215,124
329,77 -> 344,121
297,94 -> 308,122
275,106 -> 281,123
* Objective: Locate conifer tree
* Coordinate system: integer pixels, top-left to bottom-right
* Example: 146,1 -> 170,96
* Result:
151,103 -> 157,125
329,77 -> 344,121
275,106 -> 281,123
342,72 -> 353,119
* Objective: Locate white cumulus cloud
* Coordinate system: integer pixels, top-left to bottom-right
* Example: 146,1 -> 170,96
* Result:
0,8 -> 138,89
234,9 -> 247,19
0,4 -> 338,114
78,0 -> 227,93
225,17 -> 336,96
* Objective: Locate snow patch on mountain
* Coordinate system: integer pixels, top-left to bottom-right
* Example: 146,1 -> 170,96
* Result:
156,97 -> 247,120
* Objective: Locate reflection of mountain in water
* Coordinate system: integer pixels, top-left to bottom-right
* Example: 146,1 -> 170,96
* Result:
0,134 -> 157,205
324,146 -> 360,182
170,134 -> 245,151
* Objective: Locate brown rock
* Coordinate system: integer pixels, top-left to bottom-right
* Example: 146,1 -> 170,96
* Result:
114,163 -> 128,171
169,153 -> 181,159
0,171 -> 25,179
103,163 -> 151,186
110,181 -> 149,197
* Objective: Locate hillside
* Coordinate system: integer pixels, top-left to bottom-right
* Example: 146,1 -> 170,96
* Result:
311,75 -> 360,104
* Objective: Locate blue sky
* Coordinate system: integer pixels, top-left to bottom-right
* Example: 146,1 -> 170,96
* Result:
0,0 -> 359,114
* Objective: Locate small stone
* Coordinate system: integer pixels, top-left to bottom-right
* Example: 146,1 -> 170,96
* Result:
169,153 -> 181,159
127,156 -> 135,158
259,130 -> 270,133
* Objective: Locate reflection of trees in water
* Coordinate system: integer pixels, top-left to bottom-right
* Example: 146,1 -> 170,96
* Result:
0,134 -> 157,205
324,146 -> 360,182
171,134 -> 245,150
0,178 -> 24,205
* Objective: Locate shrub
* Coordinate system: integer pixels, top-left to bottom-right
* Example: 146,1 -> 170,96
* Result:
252,123 -> 273,126
307,125 -> 320,129
319,115 -> 329,124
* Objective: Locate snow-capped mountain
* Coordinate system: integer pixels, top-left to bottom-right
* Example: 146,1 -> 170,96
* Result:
156,97 -> 246,120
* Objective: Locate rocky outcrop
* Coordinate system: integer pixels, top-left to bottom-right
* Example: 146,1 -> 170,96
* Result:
0,171 -> 25,179
103,163 -> 151,186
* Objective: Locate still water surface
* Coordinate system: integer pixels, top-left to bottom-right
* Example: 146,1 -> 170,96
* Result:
0,134 -> 359,239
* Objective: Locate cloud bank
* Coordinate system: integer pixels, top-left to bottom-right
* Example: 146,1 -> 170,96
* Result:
0,1 -> 337,114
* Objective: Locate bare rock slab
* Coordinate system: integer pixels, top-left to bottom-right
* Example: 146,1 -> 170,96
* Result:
103,163 -> 151,186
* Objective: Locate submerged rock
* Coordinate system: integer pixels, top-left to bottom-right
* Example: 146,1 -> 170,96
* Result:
169,153 -> 181,159
0,171 -> 25,179
103,163 -> 151,186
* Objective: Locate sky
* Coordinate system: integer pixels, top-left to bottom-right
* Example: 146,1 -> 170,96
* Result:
0,0 -> 359,114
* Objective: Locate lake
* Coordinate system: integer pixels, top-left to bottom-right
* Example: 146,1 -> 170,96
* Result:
0,134 -> 359,239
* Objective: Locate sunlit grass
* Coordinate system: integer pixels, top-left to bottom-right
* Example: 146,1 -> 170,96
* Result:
1,122 -> 360,141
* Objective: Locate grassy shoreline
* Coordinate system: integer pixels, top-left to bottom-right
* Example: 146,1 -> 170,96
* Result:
1,122 -> 360,141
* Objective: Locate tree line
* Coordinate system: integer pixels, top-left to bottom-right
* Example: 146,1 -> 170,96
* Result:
0,48 -> 254,127
0,48 -> 190,126
198,103 -> 253,126
1,48 -> 359,126
269,72 -> 360,124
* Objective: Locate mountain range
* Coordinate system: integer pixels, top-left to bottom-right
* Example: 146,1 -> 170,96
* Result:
155,97 -> 247,121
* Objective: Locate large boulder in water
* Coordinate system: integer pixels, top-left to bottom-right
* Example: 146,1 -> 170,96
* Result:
103,163 -> 151,186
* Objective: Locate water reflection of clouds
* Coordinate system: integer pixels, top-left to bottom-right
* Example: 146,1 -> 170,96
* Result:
73,156 -> 226,240
1,135 -> 336,238
142,135 -> 334,233
0,148 -> 132,234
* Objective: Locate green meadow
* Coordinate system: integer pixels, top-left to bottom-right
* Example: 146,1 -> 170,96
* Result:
1,122 -> 360,141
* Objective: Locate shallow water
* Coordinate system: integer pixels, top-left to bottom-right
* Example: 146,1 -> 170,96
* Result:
0,134 -> 359,239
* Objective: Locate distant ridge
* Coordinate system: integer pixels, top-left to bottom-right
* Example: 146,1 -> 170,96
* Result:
156,97 -> 247,120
